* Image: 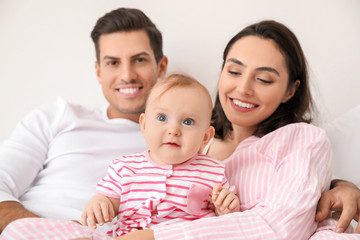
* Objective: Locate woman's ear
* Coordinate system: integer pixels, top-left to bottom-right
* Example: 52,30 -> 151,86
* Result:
282,80 -> 300,103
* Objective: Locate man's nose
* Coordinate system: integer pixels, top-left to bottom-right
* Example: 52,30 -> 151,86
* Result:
119,62 -> 137,82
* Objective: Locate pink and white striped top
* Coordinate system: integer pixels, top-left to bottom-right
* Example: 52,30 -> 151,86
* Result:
97,150 -> 229,237
154,123 -> 335,240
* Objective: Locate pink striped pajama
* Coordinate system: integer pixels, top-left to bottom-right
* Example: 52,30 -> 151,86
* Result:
97,150 -> 229,236
0,218 -> 112,240
1,151 -> 228,239
154,123 -> 341,239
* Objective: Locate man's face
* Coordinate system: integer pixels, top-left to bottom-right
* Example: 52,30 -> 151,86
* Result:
96,30 -> 167,122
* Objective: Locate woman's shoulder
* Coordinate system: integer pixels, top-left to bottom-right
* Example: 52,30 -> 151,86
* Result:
268,122 -> 325,139
256,122 -> 329,155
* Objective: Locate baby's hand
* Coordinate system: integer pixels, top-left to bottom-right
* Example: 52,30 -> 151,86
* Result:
212,184 -> 240,216
81,194 -> 116,229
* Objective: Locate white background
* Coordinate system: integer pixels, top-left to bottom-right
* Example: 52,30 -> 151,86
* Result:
1,0 -> 360,142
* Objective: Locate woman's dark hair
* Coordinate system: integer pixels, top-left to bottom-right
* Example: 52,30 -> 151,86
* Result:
91,8 -> 163,63
212,20 -> 315,140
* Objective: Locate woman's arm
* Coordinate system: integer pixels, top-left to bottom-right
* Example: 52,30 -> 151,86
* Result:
316,179 -> 360,233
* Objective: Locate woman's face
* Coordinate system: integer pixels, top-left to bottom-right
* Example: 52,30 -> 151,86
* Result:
219,35 -> 296,131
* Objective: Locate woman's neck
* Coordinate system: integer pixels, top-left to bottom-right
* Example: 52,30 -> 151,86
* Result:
231,124 -> 256,143
208,125 -> 255,161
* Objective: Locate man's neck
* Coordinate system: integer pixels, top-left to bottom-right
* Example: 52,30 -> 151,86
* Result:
107,108 -> 141,123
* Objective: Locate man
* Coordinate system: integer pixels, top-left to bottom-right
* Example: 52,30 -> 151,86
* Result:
0,7 -> 359,236
0,8 -> 167,232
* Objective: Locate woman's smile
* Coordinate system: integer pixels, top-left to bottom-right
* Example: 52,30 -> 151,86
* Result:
230,97 -> 258,112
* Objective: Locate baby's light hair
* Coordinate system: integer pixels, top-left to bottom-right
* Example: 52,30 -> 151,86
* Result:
146,73 -> 213,122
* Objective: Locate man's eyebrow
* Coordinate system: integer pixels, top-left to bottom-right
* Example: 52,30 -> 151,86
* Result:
102,52 -> 151,61
103,55 -> 119,61
226,58 -> 280,76
132,51 -> 151,59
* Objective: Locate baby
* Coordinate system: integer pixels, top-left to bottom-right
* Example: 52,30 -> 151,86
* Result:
82,74 -> 240,237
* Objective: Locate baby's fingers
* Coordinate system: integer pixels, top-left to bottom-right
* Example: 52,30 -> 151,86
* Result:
228,196 -> 241,211
212,184 -> 223,201
84,209 -> 98,229
81,211 -> 89,226
222,193 -> 236,209
94,205 -> 106,226
100,201 -> 115,223
214,188 -> 230,206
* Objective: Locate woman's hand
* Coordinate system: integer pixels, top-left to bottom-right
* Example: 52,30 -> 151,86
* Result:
316,179 -> 360,233
212,184 -> 240,215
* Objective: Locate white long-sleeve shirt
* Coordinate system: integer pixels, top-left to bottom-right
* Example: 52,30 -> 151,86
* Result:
0,97 -> 147,223
154,123 -> 333,240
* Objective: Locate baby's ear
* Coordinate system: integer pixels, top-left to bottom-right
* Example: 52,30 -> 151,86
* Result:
139,113 -> 146,133
203,126 -> 215,146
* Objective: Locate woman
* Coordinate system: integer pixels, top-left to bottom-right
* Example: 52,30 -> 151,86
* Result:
119,20 -> 358,240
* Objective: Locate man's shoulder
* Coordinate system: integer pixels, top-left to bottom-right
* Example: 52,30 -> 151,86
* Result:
20,97 -> 106,130
57,97 -> 104,117
40,97 -> 106,122
34,97 -> 101,114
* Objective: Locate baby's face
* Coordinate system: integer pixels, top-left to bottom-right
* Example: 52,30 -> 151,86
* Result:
140,86 -> 213,166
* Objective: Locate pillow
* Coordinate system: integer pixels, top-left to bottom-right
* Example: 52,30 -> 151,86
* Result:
324,105 -> 360,187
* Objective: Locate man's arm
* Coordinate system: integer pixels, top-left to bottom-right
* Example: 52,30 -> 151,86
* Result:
0,201 -> 40,232
316,179 -> 360,233
0,102 -> 63,233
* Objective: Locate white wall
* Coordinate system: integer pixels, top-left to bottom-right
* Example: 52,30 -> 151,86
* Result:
1,0 -> 360,142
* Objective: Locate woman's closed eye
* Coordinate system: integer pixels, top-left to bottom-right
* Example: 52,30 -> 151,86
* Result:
228,70 -> 242,76
256,77 -> 273,84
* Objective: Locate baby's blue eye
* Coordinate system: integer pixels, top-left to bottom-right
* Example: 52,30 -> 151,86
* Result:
157,114 -> 167,122
183,119 -> 194,126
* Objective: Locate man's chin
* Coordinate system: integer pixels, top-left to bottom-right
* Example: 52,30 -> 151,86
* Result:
112,103 -> 145,114
107,104 -> 145,120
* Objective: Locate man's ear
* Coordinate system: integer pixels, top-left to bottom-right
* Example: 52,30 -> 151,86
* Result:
203,126 -> 215,146
95,61 -> 101,84
157,56 -> 168,80
139,113 -> 146,134
282,80 -> 300,103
